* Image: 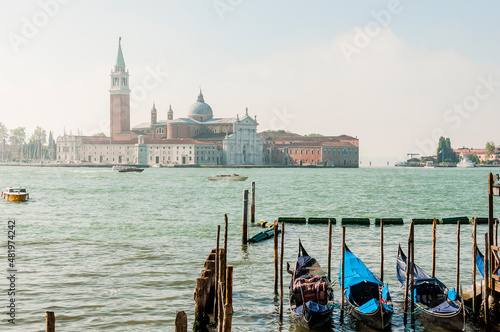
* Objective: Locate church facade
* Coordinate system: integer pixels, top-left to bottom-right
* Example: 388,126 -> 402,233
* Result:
57,39 -> 263,166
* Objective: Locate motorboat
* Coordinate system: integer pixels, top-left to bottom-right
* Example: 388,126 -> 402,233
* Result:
208,174 -> 248,181
2,187 -> 29,202
112,165 -> 144,172
456,153 -> 475,168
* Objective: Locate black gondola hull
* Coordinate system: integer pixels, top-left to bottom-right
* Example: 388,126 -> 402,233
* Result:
345,299 -> 393,330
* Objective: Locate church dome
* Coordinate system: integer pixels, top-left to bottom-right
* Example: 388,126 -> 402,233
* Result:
188,90 -> 213,120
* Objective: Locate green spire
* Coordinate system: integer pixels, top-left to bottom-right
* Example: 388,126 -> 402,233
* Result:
116,37 -> 125,67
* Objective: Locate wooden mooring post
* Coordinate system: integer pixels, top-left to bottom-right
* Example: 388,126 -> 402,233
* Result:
340,226 -> 345,322
251,182 -> 255,223
242,190 -> 248,245
410,222 -> 415,325
456,221 -> 460,290
194,275 -> 210,332
274,220 -> 279,295
46,311 -> 55,332
327,219 -> 332,279
380,219 -> 384,283
279,221 -> 285,321
175,311 -> 187,332
432,218 -> 437,278
472,216 -> 477,314
214,225 -> 220,323
222,266 -> 234,332
484,233 -> 489,326
217,248 -> 226,332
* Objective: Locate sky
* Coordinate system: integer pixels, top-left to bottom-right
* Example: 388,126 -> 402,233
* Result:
1,0 -> 500,163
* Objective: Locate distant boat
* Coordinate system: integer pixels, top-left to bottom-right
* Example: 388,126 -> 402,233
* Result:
112,165 -> 144,172
2,187 -> 29,202
208,174 -> 248,181
456,153 -> 475,168
151,164 -> 163,168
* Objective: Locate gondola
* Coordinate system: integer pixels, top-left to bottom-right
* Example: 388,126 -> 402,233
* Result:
396,245 -> 466,331
289,240 -> 334,330
475,246 -> 485,278
339,245 -> 393,330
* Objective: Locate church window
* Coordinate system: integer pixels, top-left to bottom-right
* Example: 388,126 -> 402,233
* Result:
311,150 -> 314,155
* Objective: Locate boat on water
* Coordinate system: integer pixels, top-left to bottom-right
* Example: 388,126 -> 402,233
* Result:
396,245 -> 466,331
456,153 -> 475,168
289,240 -> 334,330
2,187 -> 29,202
112,165 -> 144,173
208,174 -> 248,181
339,245 -> 393,330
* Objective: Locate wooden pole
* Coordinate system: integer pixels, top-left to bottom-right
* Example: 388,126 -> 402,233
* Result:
410,222 -> 415,324
175,311 -> 188,332
432,217 -> 437,278
488,173 -> 494,289
214,225 -> 220,322
328,219 -> 332,280
194,277 -> 209,332
242,190 -> 248,245
217,248 -> 226,332
46,311 -> 55,332
472,216 -> 477,313
224,214 -> 228,253
380,219 -> 384,283
273,220 -> 279,295
251,182 -> 255,223
222,266 -> 234,332
456,221 -> 460,291
484,233 -> 489,326
279,221 -> 285,321
341,226 -> 345,321
403,222 -> 413,324
496,218 -> 498,247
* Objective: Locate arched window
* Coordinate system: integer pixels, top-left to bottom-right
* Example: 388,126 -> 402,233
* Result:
156,128 -> 164,134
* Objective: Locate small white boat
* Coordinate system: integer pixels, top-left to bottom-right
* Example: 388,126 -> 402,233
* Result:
2,187 -> 29,202
152,164 -> 163,168
457,154 -> 475,168
208,174 -> 248,181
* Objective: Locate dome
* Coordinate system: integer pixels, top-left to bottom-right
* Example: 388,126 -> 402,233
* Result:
187,90 -> 213,119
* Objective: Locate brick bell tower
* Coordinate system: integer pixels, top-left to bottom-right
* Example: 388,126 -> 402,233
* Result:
110,37 -> 130,140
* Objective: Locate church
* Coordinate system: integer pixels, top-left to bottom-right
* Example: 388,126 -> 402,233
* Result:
57,38 -> 264,166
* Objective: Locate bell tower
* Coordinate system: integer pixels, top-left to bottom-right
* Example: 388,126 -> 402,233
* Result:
110,37 -> 130,139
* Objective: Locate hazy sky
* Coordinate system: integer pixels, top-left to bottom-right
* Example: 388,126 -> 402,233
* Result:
1,0 -> 499,162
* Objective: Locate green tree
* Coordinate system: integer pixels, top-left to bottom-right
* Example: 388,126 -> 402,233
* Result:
485,141 -> 496,159
305,133 -> 324,137
0,122 -> 8,161
436,136 -> 457,163
9,127 -> 26,161
93,132 -> 107,137
466,154 -> 480,164
28,127 -> 47,160
47,131 -> 56,160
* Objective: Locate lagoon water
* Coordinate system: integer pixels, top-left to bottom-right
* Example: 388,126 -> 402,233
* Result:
2,165 -> 499,331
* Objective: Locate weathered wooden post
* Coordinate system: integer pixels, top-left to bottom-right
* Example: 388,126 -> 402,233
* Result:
214,225 -> 220,323
217,248 -> 226,332
404,222 -> 414,325
328,219 -> 332,279
242,190 -> 248,245
175,311 -> 187,332
380,219 -> 384,283
224,214 -> 228,252
222,266 -> 234,332
488,173 -> 494,289
496,218 -> 498,247
194,277 -> 209,332
251,182 -> 255,223
279,221 -> 285,321
46,311 -> 55,332
484,233 -> 489,326
432,218 -> 437,278
274,220 -> 279,295
472,216 -> 477,313
456,221 -> 460,291
341,226 -> 345,322
410,222 -> 415,325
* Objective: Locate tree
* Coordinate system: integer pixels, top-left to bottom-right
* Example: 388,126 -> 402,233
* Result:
0,122 -> 8,161
466,154 -> 480,164
47,131 -> 56,160
305,133 -> 324,137
93,132 -> 107,137
28,127 -> 47,160
436,136 -> 458,163
9,127 -> 26,161
485,141 -> 496,159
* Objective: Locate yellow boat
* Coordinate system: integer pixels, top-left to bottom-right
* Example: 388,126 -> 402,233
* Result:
2,187 -> 29,202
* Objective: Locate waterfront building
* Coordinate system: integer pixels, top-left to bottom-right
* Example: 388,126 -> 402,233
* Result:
260,132 -> 359,167
454,147 -> 500,163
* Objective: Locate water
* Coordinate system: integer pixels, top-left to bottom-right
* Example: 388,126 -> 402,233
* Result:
1,166 -> 498,331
